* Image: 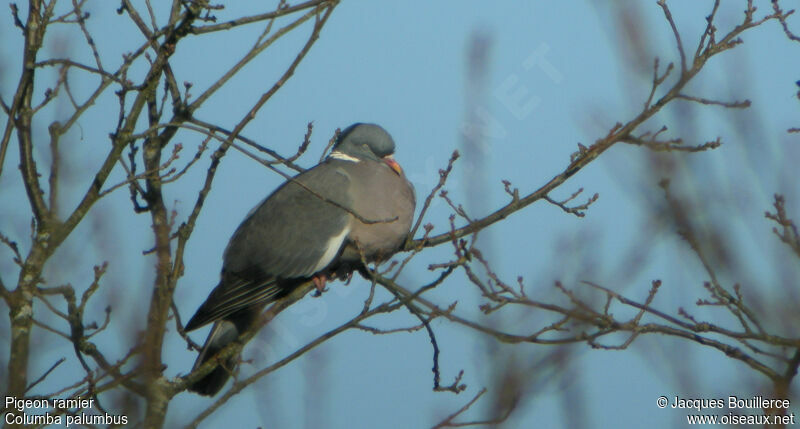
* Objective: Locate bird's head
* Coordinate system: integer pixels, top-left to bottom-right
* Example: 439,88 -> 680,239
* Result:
331,123 -> 404,175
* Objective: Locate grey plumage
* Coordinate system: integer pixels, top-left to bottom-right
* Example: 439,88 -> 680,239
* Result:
185,123 -> 415,395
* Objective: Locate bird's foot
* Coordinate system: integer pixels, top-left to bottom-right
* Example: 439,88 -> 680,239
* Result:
312,274 -> 328,297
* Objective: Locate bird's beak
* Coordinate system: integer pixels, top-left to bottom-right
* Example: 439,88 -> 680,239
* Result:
383,155 -> 404,176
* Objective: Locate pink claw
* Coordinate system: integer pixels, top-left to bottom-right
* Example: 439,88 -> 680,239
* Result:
312,274 -> 328,296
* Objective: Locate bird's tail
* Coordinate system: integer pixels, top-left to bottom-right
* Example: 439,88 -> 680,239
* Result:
188,320 -> 240,396
188,305 -> 263,396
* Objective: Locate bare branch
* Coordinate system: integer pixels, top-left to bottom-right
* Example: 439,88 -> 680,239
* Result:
657,0 -> 687,72
407,150 -> 460,246
765,194 -> 800,259
26,358 -> 66,393
432,387 -> 514,428
189,0 -> 331,35
71,0 -> 104,71
544,188 -> 599,218
772,1 -> 800,43
676,93 -> 751,108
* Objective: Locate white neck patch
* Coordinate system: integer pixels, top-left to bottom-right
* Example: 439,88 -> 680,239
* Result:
329,151 -> 360,163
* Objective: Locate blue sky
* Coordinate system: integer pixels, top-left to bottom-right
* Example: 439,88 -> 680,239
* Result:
2,1 -> 800,428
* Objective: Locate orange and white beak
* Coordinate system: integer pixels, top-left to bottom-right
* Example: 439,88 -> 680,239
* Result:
382,155 -> 404,176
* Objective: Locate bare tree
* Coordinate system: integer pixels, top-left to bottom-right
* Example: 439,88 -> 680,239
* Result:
1,1 -> 798,428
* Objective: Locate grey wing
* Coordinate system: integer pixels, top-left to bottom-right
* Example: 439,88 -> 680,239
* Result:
186,163 -> 353,329
224,162 -> 354,278
184,273 -> 281,331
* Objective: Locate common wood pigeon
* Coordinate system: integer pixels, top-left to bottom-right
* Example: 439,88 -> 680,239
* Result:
185,123 -> 416,395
